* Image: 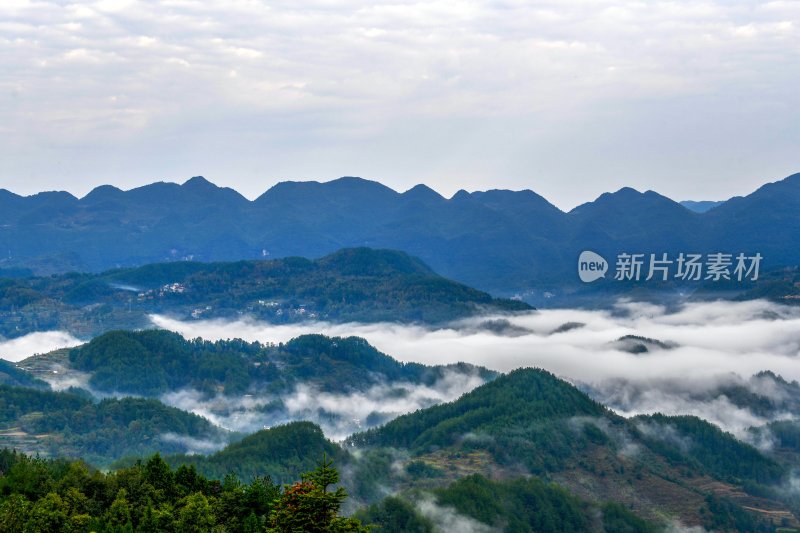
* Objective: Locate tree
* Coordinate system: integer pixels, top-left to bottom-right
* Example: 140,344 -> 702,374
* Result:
24,492 -> 67,533
267,456 -> 369,533
0,494 -> 30,533
177,492 -> 215,533
106,489 -> 132,529
137,503 -> 158,533
144,454 -> 175,500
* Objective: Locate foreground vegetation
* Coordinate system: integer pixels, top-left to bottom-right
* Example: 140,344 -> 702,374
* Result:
0,449 -> 370,533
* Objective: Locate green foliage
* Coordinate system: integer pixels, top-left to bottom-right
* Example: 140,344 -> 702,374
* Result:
0,449 -> 363,533
0,385 -> 225,466
267,455 -> 370,533
0,384 -> 87,424
705,494 -> 776,532
404,461 -> 443,480
0,493 -> 31,533
165,422 -> 344,484
65,329 -> 493,397
349,368 -> 610,472
601,502 -> 659,533
176,492 -> 214,533
433,474 -> 589,532
355,496 -> 435,532
751,419 -> 800,454
636,414 -> 785,485
0,248 -> 532,339
68,329 -> 266,396
359,475 -> 661,533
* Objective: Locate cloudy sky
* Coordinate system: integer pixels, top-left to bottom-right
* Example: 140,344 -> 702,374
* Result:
1,0 -> 798,209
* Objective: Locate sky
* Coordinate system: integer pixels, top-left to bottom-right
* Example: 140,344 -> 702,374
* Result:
1,1 -> 798,210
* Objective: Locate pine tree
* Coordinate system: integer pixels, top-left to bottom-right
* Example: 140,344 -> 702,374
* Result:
267,455 -> 369,533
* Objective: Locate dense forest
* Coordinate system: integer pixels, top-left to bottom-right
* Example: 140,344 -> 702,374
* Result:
349,368 -> 614,473
0,449 -> 368,532
160,423 -> 345,485
635,414 -> 785,486
357,474 -> 659,532
0,248 -> 531,339
62,329 -> 494,397
0,385 -> 228,466
345,369 -> 797,531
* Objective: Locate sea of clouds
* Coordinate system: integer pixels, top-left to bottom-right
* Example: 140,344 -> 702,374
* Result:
149,299 -> 800,438
5,299 -> 800,442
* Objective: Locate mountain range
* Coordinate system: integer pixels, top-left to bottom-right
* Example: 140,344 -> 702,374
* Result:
5,345 -> 800,531
2,173 -> 799,297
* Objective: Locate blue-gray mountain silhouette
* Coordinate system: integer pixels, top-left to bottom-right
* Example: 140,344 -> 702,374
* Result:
1,173 -> 798,293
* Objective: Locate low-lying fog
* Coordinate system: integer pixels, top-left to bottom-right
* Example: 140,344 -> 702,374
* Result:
151,299 -> 800,382
161,370 -> 486,441
5,300 -> 800,444
151,299 -> 800,440
0,331 -> 82,362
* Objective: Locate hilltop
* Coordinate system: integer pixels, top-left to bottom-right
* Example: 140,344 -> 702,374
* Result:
0,247 -> 531,339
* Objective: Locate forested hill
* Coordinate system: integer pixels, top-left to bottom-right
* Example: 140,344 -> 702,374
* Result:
162,421 -> 344,484
3,330 -> 495,466
0,448 -> 655,533
23,329 -> 495,397
0,247 -> 531,339
345,368 -> 798,530
0,384 -> 227,466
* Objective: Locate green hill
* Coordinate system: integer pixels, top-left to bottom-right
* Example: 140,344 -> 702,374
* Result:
347,368 -> 798,530
0,248 -> 532,339
56,329 -> 494,397
163,421 -> 344,484
3,365 -> 798,530
349,368 -> 611,472
0,385 -> 228,466
635,414 -> 784,486
0,360 -> 48,389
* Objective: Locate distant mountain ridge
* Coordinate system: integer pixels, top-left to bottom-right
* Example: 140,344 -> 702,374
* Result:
2,173 -> 799,294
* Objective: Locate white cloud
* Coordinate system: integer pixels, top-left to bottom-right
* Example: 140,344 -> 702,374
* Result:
414,494 -> 498,533
159,368 -> 486,441
6,299 -> 800,441
159,432 -> 230,454
151,299 -> 800,436
150,299 -> 800,383
0,0 -> 797,206
0,330 -> 83,363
